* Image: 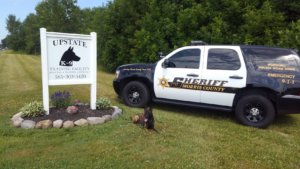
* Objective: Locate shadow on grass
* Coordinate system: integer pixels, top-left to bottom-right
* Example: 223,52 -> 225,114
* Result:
272,114 -> 298,127
115,98 -> 298,128
115,98 -> 233,119
153,102 -> 234,120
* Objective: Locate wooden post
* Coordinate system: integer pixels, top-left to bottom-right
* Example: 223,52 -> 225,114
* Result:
90,32 -> 97,110
40,28 -> 50,114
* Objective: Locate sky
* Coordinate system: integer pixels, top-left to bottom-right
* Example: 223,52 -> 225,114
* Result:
0,0 -> 110,42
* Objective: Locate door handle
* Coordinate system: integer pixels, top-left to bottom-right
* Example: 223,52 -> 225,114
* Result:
187,73 -> 199,77
229,75 -> 243,79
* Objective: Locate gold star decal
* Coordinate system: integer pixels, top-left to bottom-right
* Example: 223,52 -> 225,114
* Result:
158,76 -> 169,89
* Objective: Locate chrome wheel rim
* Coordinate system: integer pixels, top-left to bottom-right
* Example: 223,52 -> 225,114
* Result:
244,103 -> 265,123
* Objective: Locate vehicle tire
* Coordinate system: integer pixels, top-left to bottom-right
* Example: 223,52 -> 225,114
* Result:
235,94 -> 275,128
122,81 -> 150,107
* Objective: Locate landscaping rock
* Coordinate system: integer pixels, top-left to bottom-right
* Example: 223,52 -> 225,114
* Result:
102,115 -> 112,122
112,113 -> 120,120
11,106 -> 122,129
112,106 -> 122,120
66,106 -> 79,114
36,120 -> 52,129
74,118 -> 88,126
12,116 -> 24,128
53,119 -> 63,128
63,121 -> 74,128
87,117 -> 105,125
21,120 -> 36,129
112,106 -> 123,114
12,112 -> 23,120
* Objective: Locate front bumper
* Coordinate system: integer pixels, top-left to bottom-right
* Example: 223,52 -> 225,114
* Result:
113,79 -> 121,97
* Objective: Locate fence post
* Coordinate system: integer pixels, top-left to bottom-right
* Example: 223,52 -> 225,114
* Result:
40,28 -> 49,114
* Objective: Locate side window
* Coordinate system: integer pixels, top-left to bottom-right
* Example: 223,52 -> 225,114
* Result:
168,49 -> 200,69
241,47 -> 300,72
207,49 -> 241,70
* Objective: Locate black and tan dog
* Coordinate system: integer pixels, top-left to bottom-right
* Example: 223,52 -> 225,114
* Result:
132,106 -> 155,129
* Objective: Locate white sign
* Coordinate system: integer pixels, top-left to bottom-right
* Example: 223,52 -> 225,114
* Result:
40,28 -> 97,114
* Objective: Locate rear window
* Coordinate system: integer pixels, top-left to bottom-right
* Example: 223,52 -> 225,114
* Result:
241,47 -> 300,73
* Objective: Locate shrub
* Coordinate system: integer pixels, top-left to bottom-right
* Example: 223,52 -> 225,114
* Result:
50,90 -> 71,108
96,97 -> 111,110
21,101 -> 45,117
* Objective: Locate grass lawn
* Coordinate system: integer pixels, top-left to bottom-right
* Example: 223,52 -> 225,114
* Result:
0,51 -> 300,169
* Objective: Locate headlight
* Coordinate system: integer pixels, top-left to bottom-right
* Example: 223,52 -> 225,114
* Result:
115,70 -> 120,79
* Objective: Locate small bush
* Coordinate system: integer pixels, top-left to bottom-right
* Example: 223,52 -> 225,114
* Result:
96,97 -> 111,110
51,90 -> 71,108
21,101 -> 45,117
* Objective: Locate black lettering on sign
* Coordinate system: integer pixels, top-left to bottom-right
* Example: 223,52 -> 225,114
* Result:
53,39 -> 87,48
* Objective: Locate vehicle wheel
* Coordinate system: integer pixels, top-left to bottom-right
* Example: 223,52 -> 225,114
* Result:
235,94 -> 275,128
122,81 -> 150,107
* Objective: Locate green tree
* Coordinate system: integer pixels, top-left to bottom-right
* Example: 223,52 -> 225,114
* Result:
278,19 -> 300,50
35,0 -> 81,33
240,1 -> 284,45
5,15 -> 25,51
80,8 -> 97,34
22,14 -> 40,54
3,0 -> 300,72
99,0 -> 148,72
271,0 -> 300,22
1,38 -> 7,48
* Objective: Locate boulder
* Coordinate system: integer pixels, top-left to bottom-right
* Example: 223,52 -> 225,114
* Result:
11,112 -> 23,120
35,120 -> 52,129
53,119 -> 63,128
112,112 -> 120,120
66,106 -> 79,114
112,106 -> 123,114
102,115 -> 112,122
112,106 -> 122,120
21,120 -> 36,129
12,116 -> 24,128
87,117 -> 105,125
74,118 -> 89,126
63,121 -> 74,128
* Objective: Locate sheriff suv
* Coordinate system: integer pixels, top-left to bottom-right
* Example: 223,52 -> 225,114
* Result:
113,42 -> 300,128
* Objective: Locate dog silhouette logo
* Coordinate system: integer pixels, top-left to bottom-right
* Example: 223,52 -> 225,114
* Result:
59,47 -> 80,66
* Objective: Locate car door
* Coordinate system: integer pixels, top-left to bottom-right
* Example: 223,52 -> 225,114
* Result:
200,46 -> 247,106
154,46 -> 204,103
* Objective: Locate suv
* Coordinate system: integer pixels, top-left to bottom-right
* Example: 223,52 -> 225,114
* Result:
113,43 -> 300,128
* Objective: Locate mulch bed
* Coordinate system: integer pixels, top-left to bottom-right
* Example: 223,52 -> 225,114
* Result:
23,105 -> 114,122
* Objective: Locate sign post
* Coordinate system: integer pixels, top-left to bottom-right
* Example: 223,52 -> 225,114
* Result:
40,28 -> 97,114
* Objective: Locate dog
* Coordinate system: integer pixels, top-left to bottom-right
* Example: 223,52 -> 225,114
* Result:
59,46 -> 80,66
132,106 -> 155,130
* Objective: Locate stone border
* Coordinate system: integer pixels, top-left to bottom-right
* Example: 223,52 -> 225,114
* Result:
11,106 -> 122,129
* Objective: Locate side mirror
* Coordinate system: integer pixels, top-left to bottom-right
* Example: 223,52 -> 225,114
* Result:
162,59 -> 170,68
158,52 -> 165,58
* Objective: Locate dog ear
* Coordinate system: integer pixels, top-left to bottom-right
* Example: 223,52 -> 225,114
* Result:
145,107 -> 152,115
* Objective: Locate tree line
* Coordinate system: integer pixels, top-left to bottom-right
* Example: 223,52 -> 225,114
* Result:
2,0 -> 300,72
